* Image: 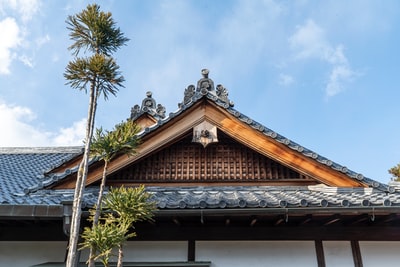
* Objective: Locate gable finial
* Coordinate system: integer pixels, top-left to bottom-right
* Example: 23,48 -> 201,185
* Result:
197,68 -> 214,93
179,69 -> 234,108
129,91 -> 166,121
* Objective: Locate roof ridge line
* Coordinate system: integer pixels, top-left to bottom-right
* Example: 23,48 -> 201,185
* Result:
0,146 -> 84,154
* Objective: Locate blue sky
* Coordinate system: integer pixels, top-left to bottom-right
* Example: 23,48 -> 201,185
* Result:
1,0 -> 400,184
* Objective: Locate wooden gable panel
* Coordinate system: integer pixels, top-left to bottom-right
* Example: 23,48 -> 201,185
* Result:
54,98 -> 367,189
106,130 -> 316,186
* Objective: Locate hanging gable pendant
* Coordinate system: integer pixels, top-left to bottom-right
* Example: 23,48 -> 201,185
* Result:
192,121 -> 218,148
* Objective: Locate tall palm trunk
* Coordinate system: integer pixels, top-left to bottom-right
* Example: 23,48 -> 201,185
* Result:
66,82 -> 99,267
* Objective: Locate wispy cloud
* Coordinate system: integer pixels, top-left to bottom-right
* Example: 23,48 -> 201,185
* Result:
0,0 -> 42,74
289,19 -> 359,97
0,17 -> 21,74
0,100 -> 85,147
0,0 -> 41,22
52,118 -> 86,146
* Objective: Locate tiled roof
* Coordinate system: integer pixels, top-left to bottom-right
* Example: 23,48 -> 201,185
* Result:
1,147 -> 400,212
0,147 -> 82,204
3,184 -> 400,211
0,70 -> 398,214
147,185 -> 400,209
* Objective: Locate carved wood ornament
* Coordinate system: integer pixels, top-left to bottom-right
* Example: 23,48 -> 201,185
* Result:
192,121 -> 218,148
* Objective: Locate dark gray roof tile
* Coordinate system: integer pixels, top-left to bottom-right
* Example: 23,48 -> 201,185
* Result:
0,147 -> 82,202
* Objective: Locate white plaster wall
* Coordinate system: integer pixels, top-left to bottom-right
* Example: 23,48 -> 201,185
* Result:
79,241 -> 187,264
196,241 -> 317,267
118,241 -> 188,262
323,241 -> 353,267
360,241 -> 400,267
0,241 -> 187,266
0,241 -> 67,267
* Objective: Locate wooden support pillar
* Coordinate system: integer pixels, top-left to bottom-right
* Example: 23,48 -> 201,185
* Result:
188,240 -> 195,262
351,240 -> 363,267
315,240 -> 325,267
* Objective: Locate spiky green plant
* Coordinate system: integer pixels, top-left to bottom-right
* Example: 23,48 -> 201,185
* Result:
88,121 -> 141,264
81,186 -> 156,267
389,163 -> 400,181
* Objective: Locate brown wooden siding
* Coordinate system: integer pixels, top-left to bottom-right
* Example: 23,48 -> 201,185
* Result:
107,130 -> 314,184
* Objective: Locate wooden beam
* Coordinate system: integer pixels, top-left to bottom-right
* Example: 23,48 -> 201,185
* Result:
173,218 -> 181,226
299,215 -> 313,226
250,218 -> 257,227
131,225 -> 400,241
323,214 -> 341,226
4,222 -> 400,242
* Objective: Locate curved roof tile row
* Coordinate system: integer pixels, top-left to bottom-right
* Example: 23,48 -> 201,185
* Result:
3,184 -> 400,210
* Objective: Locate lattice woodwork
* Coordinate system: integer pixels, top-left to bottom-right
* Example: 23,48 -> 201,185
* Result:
107,130 -> 314,184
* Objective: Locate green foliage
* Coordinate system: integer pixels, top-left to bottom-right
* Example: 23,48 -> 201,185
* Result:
104,185 -> 157,223
64,3 -> 129,101
80,215 -> 135,266
389,163 -> 400,181
90,121 -> 141,162
64,53 -> 124,100
80,186 -> 156,266
66,4 -> 129,56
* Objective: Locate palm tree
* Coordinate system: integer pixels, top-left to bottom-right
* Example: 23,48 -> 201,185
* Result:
64,4 -> 129,267
88,121 -> 141,266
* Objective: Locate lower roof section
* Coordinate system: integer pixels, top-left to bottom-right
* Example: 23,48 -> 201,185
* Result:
2,184 -> 400,211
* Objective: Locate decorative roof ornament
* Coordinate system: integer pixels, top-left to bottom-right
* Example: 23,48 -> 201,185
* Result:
197,69 -> 215,93
192,120 -> 218,148
130,91 -> 166,121
179,69 -> 234,108
183,85 -> 196,105
216,84 -> 232,105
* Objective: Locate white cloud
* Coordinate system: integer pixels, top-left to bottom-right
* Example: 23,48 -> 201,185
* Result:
18,54 -> 34,68
289,19 -> 358,97
52,119 -> 86,146
0,17 -> 21,74
0,0 -> 42,74
326,65 -> 357,97
0,100 -> 85,147
289,19 -> 327,60
0,0 -> 41,22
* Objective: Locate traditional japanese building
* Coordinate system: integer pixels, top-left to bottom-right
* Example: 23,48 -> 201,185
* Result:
1,70 -> 400,267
